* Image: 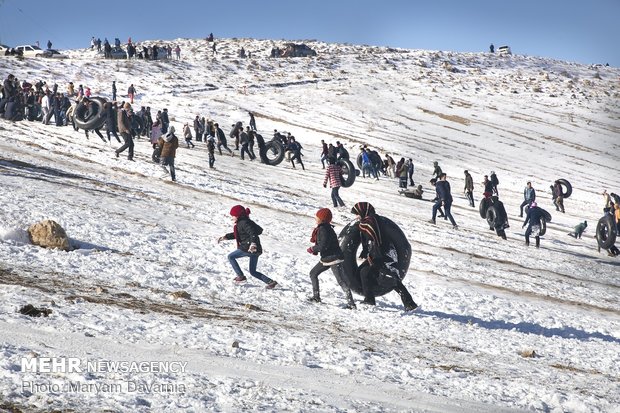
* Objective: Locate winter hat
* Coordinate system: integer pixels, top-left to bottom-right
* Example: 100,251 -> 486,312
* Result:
530,201 -> 537,208
230,205 -> 249,217
315,208 -> 332,223
168,126 -> 175,134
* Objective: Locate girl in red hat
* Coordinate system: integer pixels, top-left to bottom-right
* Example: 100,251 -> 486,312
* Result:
218,205 -> 278,289
307,208 -> 354,308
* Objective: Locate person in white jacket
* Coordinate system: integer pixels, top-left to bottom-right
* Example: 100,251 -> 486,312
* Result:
40,92 -> 53,125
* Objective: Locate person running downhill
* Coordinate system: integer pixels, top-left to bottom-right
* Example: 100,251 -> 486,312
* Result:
218,205 -> 278,289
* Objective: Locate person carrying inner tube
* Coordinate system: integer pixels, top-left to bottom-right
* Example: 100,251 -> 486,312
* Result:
306,208 -> 354,308
351,202 -> 417,311
522,201 -> 543,248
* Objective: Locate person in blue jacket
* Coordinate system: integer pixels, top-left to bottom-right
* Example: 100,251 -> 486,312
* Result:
431,173 -> 458,229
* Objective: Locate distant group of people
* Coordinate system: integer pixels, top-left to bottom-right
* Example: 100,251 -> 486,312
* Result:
90,35 -> 182,60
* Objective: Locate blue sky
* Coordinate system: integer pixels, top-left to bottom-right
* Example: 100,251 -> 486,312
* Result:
1,0 -> 618,66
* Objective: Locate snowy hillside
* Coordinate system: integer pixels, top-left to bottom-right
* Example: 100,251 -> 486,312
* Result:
1,38 -> 619,413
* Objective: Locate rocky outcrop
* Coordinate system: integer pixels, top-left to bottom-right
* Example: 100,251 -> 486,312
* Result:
27,220 -> 71,251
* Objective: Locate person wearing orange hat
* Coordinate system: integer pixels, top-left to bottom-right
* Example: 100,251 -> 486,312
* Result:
218,205 -> 278,289
307,208 -> 353,308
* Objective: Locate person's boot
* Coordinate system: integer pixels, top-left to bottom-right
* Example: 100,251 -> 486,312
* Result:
395,282 -> 418,311
343,289 -> 356,309
307,290 -> 321,303
360,297 -> 376,306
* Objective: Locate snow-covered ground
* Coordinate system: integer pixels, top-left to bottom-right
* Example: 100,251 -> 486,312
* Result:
1,38 -> 619,412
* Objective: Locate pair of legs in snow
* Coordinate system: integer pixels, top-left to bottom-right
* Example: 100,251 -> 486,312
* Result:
228,249 -> 277,289
309,261 -> 417,311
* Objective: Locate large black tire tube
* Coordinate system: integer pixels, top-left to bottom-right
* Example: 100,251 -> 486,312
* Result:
539,216 -> 548,236
332,215 -> 411,297
73,97 -> 107,130
596,214 -> 617,250
479,198 -> 492,219
337,158 -> 356,188
356,152 -> 363,170
486,205 -> 498,229
264,140 -> 285,166
557,179 -> 572,199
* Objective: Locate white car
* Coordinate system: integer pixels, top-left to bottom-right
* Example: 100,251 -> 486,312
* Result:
15,45 -> 46,57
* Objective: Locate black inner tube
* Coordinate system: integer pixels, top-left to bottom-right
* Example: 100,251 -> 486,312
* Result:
332,215 -> 411,297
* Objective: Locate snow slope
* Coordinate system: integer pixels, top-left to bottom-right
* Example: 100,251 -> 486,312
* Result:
0,38 -> 619,412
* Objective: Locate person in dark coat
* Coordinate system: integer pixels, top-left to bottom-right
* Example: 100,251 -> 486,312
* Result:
288,136 -> 304,170
218,205 -> 278,289
158,126 -> 179,181
306,208 -> 353,307
327,143 -> 337,160
482,175 -> 494,199
249,112 -> 257,131
431,173 -> 458,228
464,170 -> 475,207
335,141 -> 349,161
112,81 -> 117,101
489,196 -> 509,239
215,122 -> 234,156
207,136 -> 216,168
320,140 -> 329,169
522,201 -> 544,248
104,102 -> 121,143
432,161 -> 442,179
429,178 -> 445,218
351,202 -> 417,310
490,171 -> 499,196
255,132 -> 268,163
239,128 -> 253,160
127,84 -> 136,104
552,181 -> 565,213
194,115 -> 203,142
407,159 -> 415,186
230,122 -> 242,150
323,157 -> 345,207
115,102 -> 134,160
247,128 -> 257,159
519,181 -> 536,217
160,108 -> 169,134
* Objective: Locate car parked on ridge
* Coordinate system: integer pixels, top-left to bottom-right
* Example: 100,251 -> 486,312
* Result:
15,45 -> 46,57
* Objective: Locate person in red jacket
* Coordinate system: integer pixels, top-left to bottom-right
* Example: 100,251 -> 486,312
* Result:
323,157 -> 345,208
